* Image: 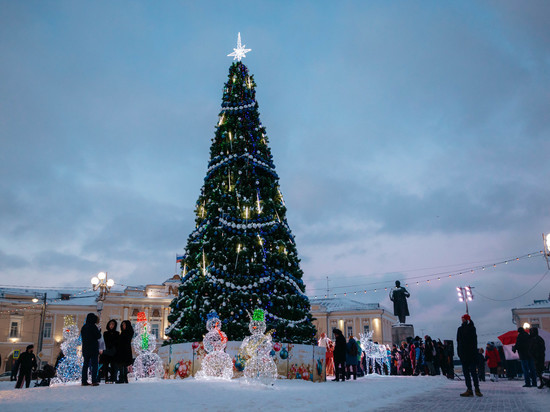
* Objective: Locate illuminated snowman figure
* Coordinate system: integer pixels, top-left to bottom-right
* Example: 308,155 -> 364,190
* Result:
132,312 -> 164,379
241,309 -> 277,384
196,311 -> 233,380
51,315 -> 83,385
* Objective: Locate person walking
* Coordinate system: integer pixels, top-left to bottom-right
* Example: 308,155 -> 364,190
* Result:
103,319 -> 119,383
512,327 -> 537,387
115,320 -> 134,383
345,335 -> 359,380
81,312 -> 101,386
332,329 -> 347,382
457,314 -> 482,397
529,327 -> 546,389
485,342 -> 501,382
14,344 -> 37,389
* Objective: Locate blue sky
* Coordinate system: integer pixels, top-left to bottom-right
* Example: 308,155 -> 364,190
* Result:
1,0 -> 549,342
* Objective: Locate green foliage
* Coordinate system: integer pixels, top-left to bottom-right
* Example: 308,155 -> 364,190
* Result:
166,62 -> 317,344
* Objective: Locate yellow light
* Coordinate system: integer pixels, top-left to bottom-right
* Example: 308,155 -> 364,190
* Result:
229,131 -> 232,140
237,244 -> 241,253
245,207 -> 249,219
523,322 -> 530,329
258,236 -> 263,245
32,298 -> 38,303
218,114 -> 225,126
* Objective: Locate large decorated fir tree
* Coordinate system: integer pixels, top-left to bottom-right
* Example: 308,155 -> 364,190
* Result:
166,35 -> 316,344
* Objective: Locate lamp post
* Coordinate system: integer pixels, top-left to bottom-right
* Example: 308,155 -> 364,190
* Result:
543,233 -> 550,270
91,272 -> 114,321
91,272 -> 115,301
32,293 -> 48,368
456,286 -> 474,315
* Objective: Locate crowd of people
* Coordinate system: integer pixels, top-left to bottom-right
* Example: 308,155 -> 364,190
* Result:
79,313 -> 134,386
318,313 -> 547,397
319,330 -> 455,381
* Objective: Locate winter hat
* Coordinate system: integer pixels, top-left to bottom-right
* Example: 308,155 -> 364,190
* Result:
461,314 -> 471,322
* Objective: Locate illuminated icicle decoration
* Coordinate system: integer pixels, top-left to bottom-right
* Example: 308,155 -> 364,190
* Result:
196,312 -> 233,380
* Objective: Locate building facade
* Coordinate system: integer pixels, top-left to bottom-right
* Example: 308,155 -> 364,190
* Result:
310,298 -> 396,345
511,293 -> 550,332
2,282 -> 397,373
0,275 -> 180,373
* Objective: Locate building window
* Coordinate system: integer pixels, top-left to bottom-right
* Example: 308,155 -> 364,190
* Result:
151,324 -> 159,339
152,309 -> 160,318
363,324 -> 370,334
529,318 -> 540,328
43,322 -> 52,338
131,308 -> 140,317
347,326 -> 353,337
10,321 -> 19,338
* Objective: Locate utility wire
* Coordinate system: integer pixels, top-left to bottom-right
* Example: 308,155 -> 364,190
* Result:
474,269 -> 549,302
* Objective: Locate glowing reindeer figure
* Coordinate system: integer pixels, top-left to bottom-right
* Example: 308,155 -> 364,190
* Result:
359,331 -> 390,375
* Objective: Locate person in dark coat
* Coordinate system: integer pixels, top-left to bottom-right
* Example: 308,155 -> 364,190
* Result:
528,327 -> 546,389
81,312 -> 101,386
14,344 -> 37,389
457,314 -> 482,397
512,327 -> 537,387
389,280 -> 410,323
332,328 -> 347,382
476,348 -> 486,382
345,335 -> 359,380
103,319 -> 119,383
115,320 -> 134,383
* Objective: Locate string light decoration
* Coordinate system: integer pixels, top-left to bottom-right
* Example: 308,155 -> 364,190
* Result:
131,312 -> 164,380
196,312 -> 233,380
51,315 -> 83,385
359,331 -> 390,376
240,309 -> 277,385
311,251 -> 544,299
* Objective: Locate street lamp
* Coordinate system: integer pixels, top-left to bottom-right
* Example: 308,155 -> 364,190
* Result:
31,293 -> 48,367
457,286 -> 474,315
543,233 -> 550,270
91,272 -> 115,301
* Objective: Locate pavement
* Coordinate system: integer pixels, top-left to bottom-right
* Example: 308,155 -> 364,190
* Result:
377,377 -> 549,412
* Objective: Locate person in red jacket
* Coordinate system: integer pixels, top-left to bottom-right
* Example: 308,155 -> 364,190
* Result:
485,342 -> 501,382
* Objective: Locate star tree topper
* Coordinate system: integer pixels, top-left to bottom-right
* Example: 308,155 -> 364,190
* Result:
227,32 -> 251,61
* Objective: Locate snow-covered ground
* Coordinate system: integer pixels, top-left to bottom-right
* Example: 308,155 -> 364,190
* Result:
0,375 -> 547,411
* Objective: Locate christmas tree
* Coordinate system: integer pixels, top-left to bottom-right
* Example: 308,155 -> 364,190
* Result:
166,34 -> 316,344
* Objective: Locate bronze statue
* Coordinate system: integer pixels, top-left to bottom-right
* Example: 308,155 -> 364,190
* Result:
389,280 -> 410,323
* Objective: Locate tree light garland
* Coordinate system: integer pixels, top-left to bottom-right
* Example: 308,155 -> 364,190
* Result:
196,312 -> 233,380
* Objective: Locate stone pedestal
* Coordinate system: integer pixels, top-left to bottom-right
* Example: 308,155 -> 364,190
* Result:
391,324 -> 414,346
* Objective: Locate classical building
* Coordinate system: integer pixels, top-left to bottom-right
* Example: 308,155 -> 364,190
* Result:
2,280 -> 397,373
0,276 -> 180,373
310,298 -> 396,345
511,293 -> 550,332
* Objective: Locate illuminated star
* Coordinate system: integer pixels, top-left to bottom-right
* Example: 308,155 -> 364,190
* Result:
227,32 -> 251,61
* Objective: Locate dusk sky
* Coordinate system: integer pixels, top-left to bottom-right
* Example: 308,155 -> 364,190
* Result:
1,1 -> 549,343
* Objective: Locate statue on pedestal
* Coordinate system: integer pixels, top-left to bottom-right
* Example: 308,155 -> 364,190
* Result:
389,280 -> 410,324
